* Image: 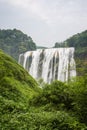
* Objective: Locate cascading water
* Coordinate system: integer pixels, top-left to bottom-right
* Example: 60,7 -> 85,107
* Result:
19,48 -> 76,83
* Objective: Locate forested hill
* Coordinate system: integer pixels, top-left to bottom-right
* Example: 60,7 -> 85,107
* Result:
0,29 -> 36,60
54,30 -> 87,76
54,30 -> 87,48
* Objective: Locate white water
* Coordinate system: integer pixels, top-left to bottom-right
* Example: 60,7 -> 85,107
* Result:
19,48 -> 76,83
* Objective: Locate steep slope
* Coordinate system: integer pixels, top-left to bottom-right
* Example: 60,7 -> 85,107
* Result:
0,29 -> 36,60
0,50 -> 39,129
54,30 -> 87,76
0,49 -> 39,101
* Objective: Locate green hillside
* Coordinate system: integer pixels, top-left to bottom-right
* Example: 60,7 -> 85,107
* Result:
54,30 -> 87,76
0,50 -> 87,129
0,30 -> 87,129
0,29 -> 36,61
0,50 -> 39,129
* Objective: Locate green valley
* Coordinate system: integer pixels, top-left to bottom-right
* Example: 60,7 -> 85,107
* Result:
0,50 -> 87,129
0,29 -> 87,129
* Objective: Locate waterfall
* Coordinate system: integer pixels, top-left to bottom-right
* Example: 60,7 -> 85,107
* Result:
19,48 -> 76,83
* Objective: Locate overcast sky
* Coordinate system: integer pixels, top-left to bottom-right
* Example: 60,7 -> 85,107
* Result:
0,0 -> 87,47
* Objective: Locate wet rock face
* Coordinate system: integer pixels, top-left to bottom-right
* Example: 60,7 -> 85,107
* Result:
37,50 -> 45,78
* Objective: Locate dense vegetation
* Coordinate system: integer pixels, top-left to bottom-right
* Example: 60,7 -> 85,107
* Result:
0,29 -> 36,61
30,78 -> 87,129
54,30 -> 87,76
0,50 -> 87,129
0,50 -> 39,129
0,29 -> 87,129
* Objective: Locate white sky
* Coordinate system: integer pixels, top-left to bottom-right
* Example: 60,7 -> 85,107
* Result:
0,0 -> 87,47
